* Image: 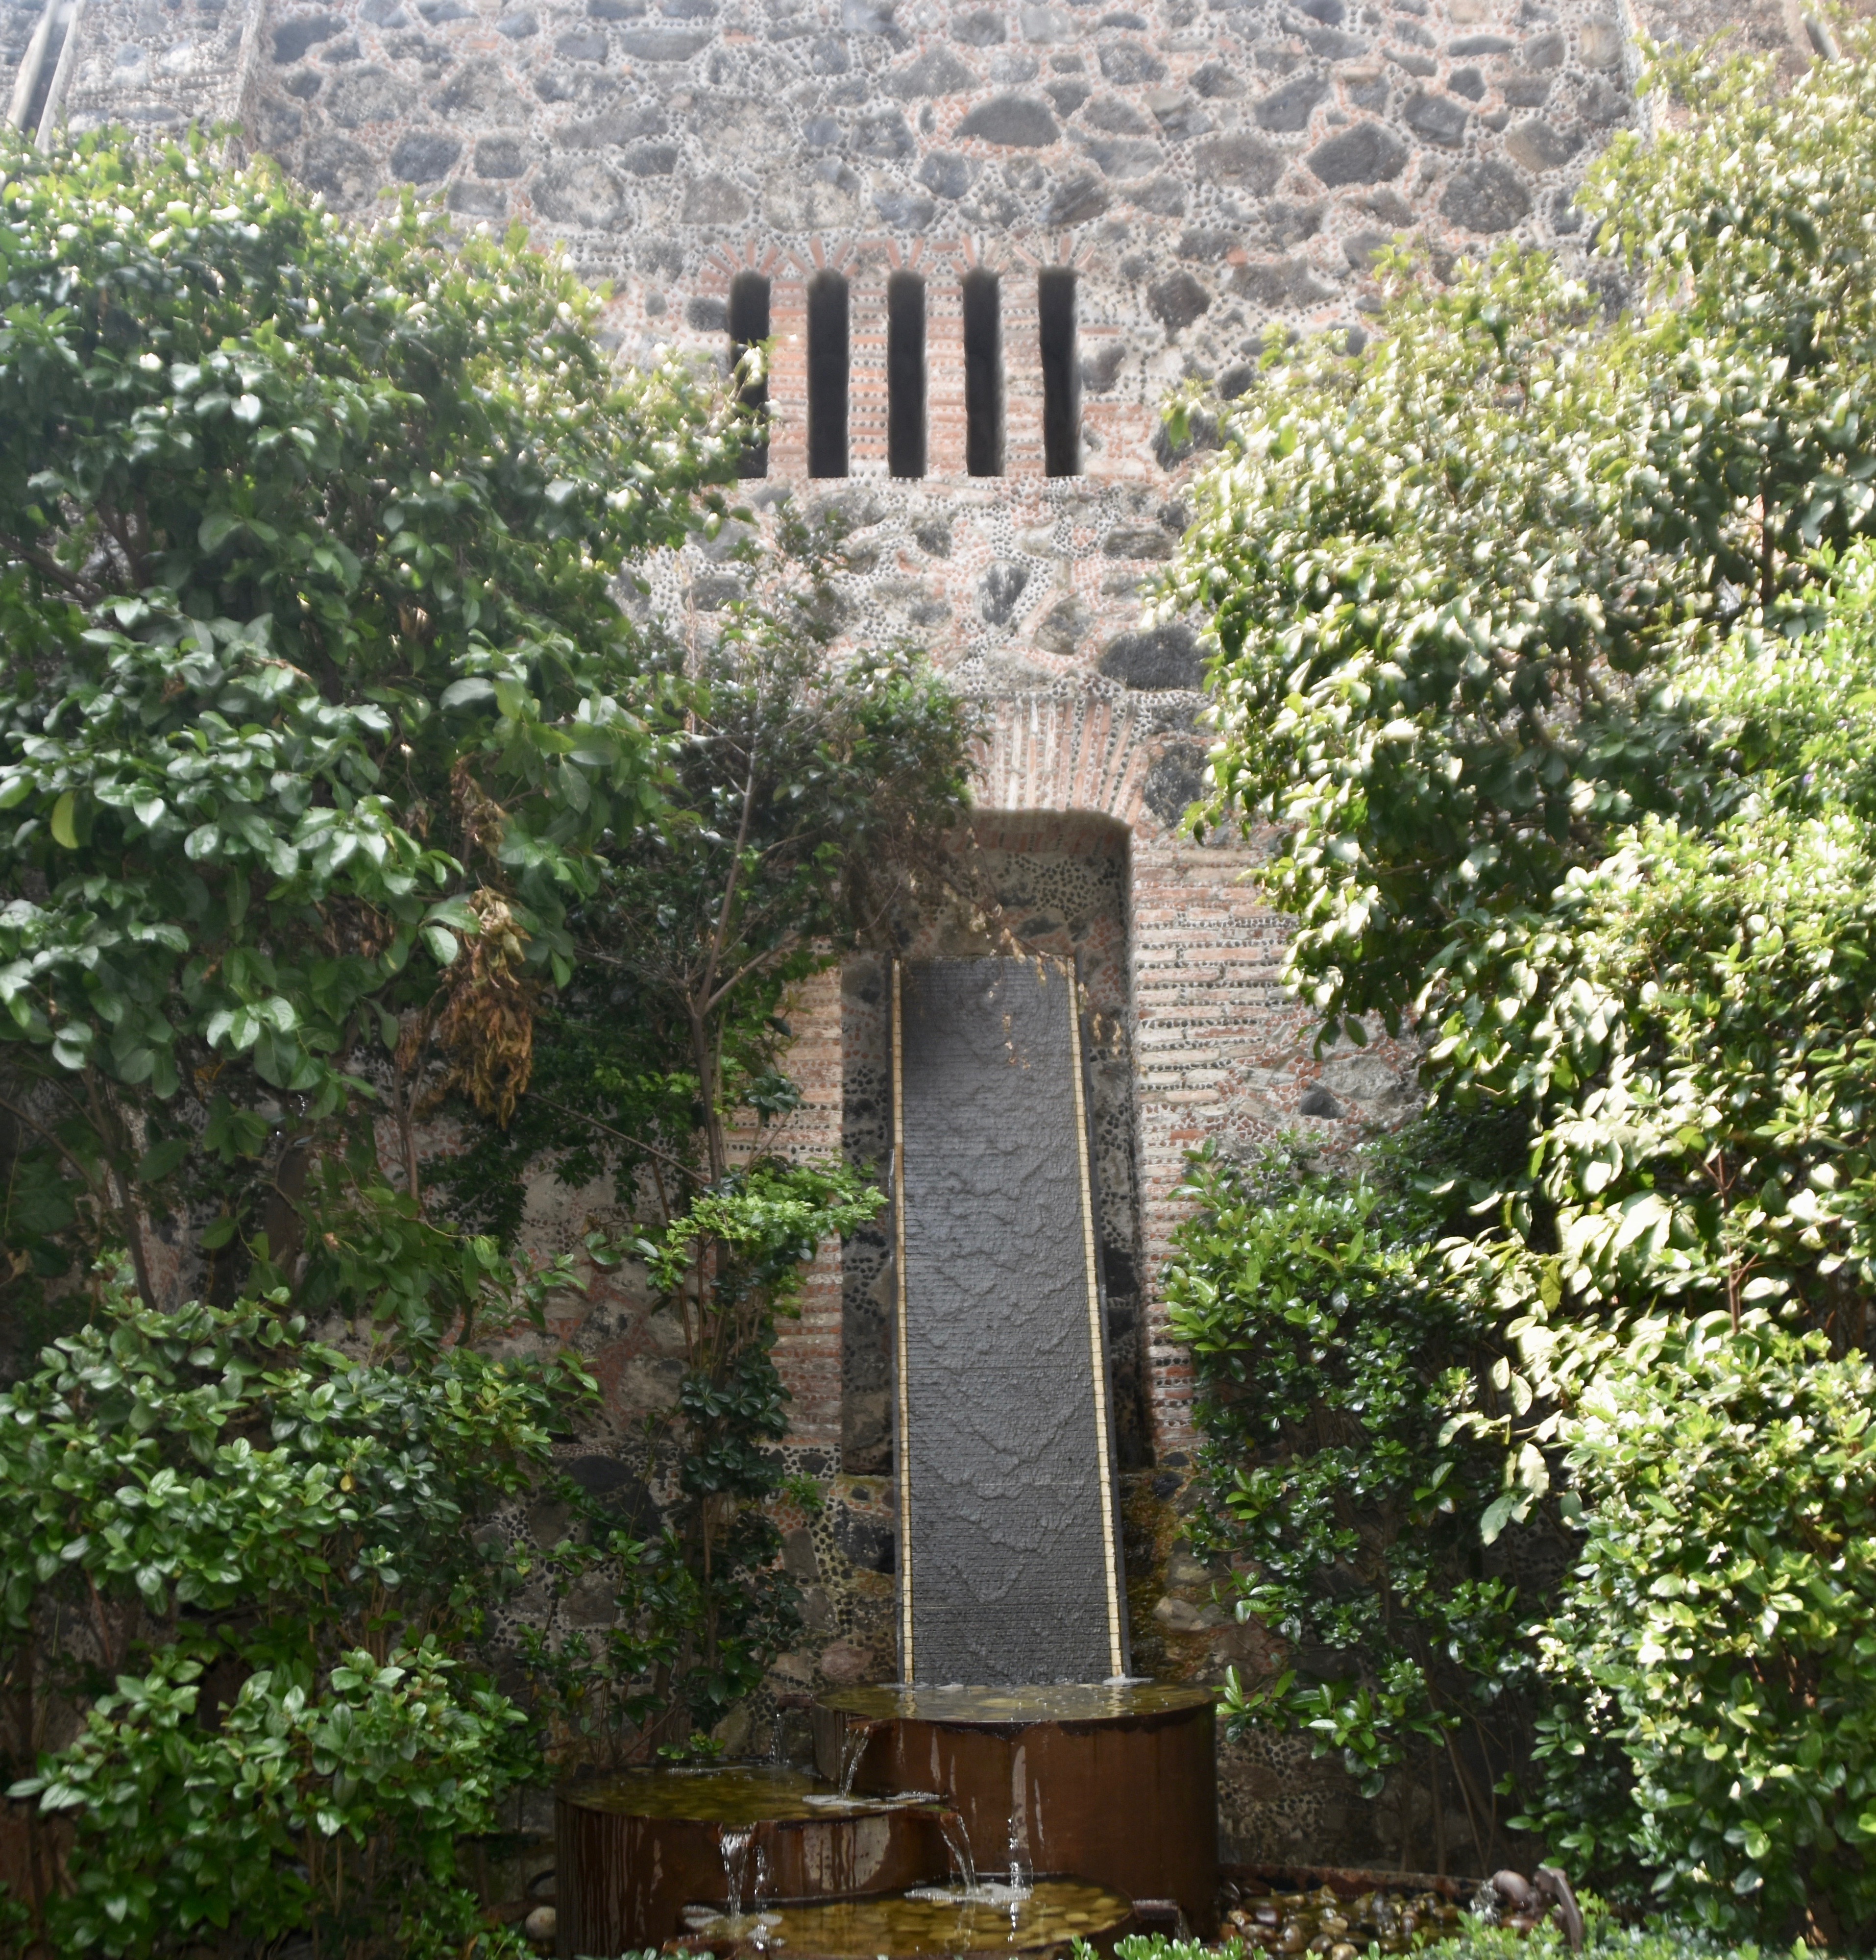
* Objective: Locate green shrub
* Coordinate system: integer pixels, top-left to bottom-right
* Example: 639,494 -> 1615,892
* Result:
1165,1118 -> 1540,1867
1419,1906 -> 1805,1960
0,1269 -> 583,1956
1085,1900 -> 1814,1960
1528,1319 -> 1876,1937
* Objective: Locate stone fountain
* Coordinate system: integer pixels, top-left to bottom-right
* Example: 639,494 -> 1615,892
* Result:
558,958 -> 1219,1957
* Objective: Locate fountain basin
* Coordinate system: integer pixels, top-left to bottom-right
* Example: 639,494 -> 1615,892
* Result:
555,1766 -> 949,1958
678,1876 -> 1136,1958
812,1684 -> 1219,1934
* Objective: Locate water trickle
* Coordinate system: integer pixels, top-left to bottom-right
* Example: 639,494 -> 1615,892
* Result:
939,1809 -> 977,1894
804,1720 -> 880,1809
838,1720 -> 874,1796
746,1841 -> 775,1947
906,1809 -> 1035,1907
719,1823 -> 755,1920
1007,1807 -> 1034,1896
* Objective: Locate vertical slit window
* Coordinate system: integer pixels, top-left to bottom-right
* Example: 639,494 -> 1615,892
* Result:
806,270 -> 850,480
962,270 -> 1002,479
1038,269 -> 1080,478
887,272 -> 926,480
727,272 -> 771,481
11,0 -> 68,139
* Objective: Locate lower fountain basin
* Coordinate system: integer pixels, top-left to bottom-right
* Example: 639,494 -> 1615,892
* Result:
812,1684 -> 1219,1934
681,1876 -> 1135,1958
556,1766 -> 948,1958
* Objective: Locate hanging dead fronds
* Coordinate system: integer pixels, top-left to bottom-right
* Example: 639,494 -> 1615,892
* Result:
451,758 -> 510,871
429,888 -> 539,1126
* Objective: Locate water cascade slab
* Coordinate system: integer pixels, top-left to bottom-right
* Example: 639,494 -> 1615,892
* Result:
891,956 -> 1128,1685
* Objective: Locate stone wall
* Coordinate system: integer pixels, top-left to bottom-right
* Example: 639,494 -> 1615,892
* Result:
25,0 -> 1828,1469
14,0 -> 1845,1864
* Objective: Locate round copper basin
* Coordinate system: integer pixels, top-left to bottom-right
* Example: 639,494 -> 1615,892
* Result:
555,1765 -> 948,1957
814,1684 -> 1219,1933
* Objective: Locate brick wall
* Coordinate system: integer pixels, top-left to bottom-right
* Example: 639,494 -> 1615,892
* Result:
23,0 -> 1840,1465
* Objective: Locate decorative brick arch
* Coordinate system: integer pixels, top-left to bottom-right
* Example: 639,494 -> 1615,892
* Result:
970,683 -> 1180,838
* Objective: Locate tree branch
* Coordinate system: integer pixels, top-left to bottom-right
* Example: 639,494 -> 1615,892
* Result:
527,1094 -> 707,1186
0,531 -> 91,599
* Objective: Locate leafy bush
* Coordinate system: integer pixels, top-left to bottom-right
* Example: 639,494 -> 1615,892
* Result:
1416,1905 -> 1808,1960
522,1159 -> 887,1756
1176,553 -> 1876,1941
1165,1122 -> 1537,1870
1171,23 -> 1876,1941
1530,1319 -> 1876,1936
1084,1897 -> 1814,1960
0,1270 -> 582,1956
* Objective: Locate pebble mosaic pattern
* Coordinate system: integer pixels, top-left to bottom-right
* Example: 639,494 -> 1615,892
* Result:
106,0 -> 1632,343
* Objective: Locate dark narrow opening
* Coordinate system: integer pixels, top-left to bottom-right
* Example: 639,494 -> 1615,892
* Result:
22,3 -> 70,137
806,270 -> 850,480
1038,269 -> 1080,479
962,270 -> 1003,480
887,272 -> 926,480
727,271 -> 771,481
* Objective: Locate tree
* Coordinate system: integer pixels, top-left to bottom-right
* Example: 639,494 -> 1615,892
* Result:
444,537 -> 978,1759
0,127 -> 742,1344
1169,30 -> 1876,1048
1169,26 -> 1876,1935
0,121 -> 979,1952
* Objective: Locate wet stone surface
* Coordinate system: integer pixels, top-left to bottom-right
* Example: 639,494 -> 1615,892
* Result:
1225,1884 -> 1469,1957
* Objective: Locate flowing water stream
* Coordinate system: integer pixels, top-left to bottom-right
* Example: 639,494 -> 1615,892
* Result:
720,1824 -> 755,1920
904,1808 -> 1036,1909
804,1721 -> 881,1809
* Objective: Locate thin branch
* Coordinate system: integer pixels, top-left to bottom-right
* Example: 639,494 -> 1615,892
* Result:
0,1088 -> 97,1198
88,1076 -> 157,1313
0,531 -> 90,599
702,931 -> 804,1019
1441,1722 -> 1491,1874
527,1094 -> 707,1186
702,755 -> 761,1013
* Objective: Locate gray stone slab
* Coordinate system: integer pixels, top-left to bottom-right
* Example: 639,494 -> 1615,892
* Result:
893,957 -> 1127,1686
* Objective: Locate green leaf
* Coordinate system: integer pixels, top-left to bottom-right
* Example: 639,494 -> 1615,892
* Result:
136,1138 -> 190,1184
